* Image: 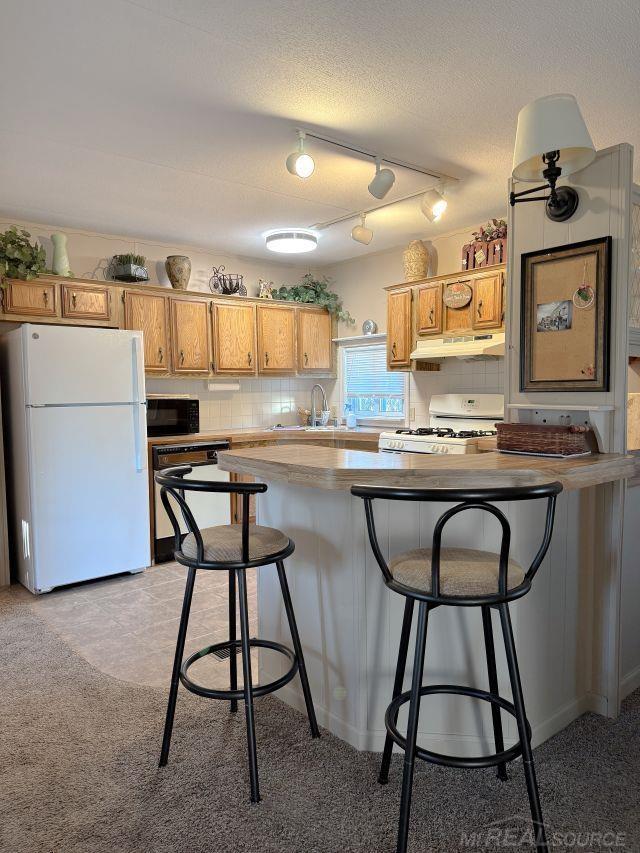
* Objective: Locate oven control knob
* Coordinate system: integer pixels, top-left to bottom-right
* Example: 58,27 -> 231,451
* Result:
442,446 -> 449,454
397,440 -> 404,449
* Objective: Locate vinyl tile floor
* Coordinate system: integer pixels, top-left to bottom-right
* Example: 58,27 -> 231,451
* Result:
20,563 -> 258,689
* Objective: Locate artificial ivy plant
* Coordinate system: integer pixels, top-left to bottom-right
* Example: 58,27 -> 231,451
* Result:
274,273 -> 354,324
0,226 -> 46,285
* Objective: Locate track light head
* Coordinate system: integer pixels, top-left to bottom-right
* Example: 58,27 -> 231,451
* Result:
421,187 -> 447,222
285,130 -> 315,178
351,214 -> 373,245
368,158 -> 395,199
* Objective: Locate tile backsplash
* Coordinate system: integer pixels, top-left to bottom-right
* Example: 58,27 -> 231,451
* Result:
147,358 -> 502,433
146,376 -> 337,431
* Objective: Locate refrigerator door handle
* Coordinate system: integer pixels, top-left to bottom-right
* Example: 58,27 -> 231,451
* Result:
132,335 -> 145,404
134,403 -> 147,473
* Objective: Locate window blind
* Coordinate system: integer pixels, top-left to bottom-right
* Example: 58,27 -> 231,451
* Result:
343,344 -> 405,419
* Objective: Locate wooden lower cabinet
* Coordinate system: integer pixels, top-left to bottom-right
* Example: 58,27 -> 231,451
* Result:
2,280 -> 58,317
62,283 -> 111,321
387,288 -> 412,368
257,304 -> 296,374
170,297 -> 212,374
213,302 -> 256,374
123,290 -> 170,374
230,472 -> 257,524
297,309 -> 332,373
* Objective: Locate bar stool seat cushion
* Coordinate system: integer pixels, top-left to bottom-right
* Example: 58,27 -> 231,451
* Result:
389,547 -> 525,596
182,524 -> 290,563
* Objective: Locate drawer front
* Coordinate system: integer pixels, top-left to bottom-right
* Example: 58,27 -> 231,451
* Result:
62,284 -> 111,320
3,281 -> 58,317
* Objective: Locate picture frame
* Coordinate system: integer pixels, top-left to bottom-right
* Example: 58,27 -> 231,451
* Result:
520,236 -> 611,392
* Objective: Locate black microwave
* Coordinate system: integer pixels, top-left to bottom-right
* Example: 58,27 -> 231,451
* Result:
146,397 -> 199,437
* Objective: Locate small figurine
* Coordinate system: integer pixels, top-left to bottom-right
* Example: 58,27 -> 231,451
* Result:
258,279 -> 274,299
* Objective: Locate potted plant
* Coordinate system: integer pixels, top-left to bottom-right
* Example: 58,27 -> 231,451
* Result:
0,226 -> 46,285
273,273 -> 354,323
111,253 -> 149,283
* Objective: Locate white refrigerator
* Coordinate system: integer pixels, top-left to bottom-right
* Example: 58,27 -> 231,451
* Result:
2,324 -> 150,593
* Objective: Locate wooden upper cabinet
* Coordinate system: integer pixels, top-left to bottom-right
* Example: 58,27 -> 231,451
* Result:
170,296 -> 212,375
417,283 -> 442,335
297,309 -> 332,373
3,280 -> 58,317
123,290 -> 170,374
213,302 -> 256,374
62,283 -> 111,321
256,304 -> 296,374
472,273 -> 503,330
387,289 -> 412,368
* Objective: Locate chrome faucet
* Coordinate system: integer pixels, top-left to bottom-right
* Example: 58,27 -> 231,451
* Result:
310,383 -> 328,427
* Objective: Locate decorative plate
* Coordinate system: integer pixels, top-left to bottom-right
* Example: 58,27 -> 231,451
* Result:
362,319 -> 378,335
443,282 -> 472,309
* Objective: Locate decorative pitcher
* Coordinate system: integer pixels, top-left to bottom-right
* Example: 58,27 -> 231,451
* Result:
165,255 -> 191,290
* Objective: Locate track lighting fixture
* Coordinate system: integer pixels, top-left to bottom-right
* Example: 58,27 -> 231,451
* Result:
285,130 -> 315,179
368,158 -> 396,199
421,187 -> 447,222
351,214 -> 373,245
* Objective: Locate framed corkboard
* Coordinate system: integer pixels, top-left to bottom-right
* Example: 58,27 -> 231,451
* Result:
520,237 -> 611,392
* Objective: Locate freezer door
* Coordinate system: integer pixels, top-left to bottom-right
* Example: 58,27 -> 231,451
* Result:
23,324 -> 145,405
28,404 -> 150,591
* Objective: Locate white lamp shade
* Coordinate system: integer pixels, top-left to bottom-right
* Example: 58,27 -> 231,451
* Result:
512,93 -> 595,182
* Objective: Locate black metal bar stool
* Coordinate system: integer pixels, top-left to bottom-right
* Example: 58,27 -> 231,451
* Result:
351,481 -> 562,853
156,465 -> 319,803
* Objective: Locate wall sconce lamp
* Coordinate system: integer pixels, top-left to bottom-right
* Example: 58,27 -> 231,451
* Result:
510,94 -> 595,222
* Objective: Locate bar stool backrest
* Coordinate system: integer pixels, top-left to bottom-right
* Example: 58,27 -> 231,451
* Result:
155,465 -> 267,567
351,481 -> 563,604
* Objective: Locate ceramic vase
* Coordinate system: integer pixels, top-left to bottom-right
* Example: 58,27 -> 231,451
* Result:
51,232 -> 71,277
165,255 -> 191,290
403,239 -> 430,281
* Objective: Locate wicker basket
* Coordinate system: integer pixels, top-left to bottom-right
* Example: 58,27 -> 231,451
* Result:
496,423 -> 596,457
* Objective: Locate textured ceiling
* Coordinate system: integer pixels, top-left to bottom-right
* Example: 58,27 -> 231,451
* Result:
1,0 -> 639,264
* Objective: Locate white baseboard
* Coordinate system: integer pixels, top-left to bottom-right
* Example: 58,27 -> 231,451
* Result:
620,664 -> 640,700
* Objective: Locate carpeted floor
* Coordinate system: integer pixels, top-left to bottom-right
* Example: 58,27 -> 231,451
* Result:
1,589 -> 638,853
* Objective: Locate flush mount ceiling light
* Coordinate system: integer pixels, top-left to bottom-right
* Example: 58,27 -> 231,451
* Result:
351,213 -> 373,245
285,130 -> 315,178
421,187 -> 447,222
510,94 -> 596,222
265,229 -> 318,254
368,158 -> 396,199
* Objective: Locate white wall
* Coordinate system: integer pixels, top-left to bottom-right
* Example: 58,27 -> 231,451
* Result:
0,217 -> 312,296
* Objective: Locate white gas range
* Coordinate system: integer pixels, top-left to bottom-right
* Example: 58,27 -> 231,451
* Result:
379,394 -> 504,455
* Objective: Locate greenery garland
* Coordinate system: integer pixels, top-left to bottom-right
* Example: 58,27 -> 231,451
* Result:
274,273 -> 354,323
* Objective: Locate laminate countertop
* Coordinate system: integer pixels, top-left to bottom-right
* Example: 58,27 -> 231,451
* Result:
146,426 -> 382,449
217,444 -> 639,491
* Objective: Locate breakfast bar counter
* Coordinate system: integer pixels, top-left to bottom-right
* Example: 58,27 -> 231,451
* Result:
217,445 -> 637,754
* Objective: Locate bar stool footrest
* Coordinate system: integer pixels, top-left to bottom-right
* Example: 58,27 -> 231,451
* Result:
180,639 -> 298,700
385,683 -> 531,769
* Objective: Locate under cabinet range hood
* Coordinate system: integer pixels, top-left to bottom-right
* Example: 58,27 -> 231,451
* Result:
410,332 -> 505,361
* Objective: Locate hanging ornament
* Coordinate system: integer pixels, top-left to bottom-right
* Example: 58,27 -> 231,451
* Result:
573,259 -> 595,309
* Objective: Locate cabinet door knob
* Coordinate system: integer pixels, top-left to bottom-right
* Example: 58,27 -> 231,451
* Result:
265,352 -> 269,366
428,306 -> 434,323
43,290 -> 49,306
72,292 -> 77,308
247,352 -> 252,366
304,352 -> 308,366
391,342 -> 397,358
477,299 -> 483,317
180,349 -> 185,365
158,347 -> 163,363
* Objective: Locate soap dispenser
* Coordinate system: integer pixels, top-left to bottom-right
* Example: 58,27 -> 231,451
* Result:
345,402 -> 357,429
